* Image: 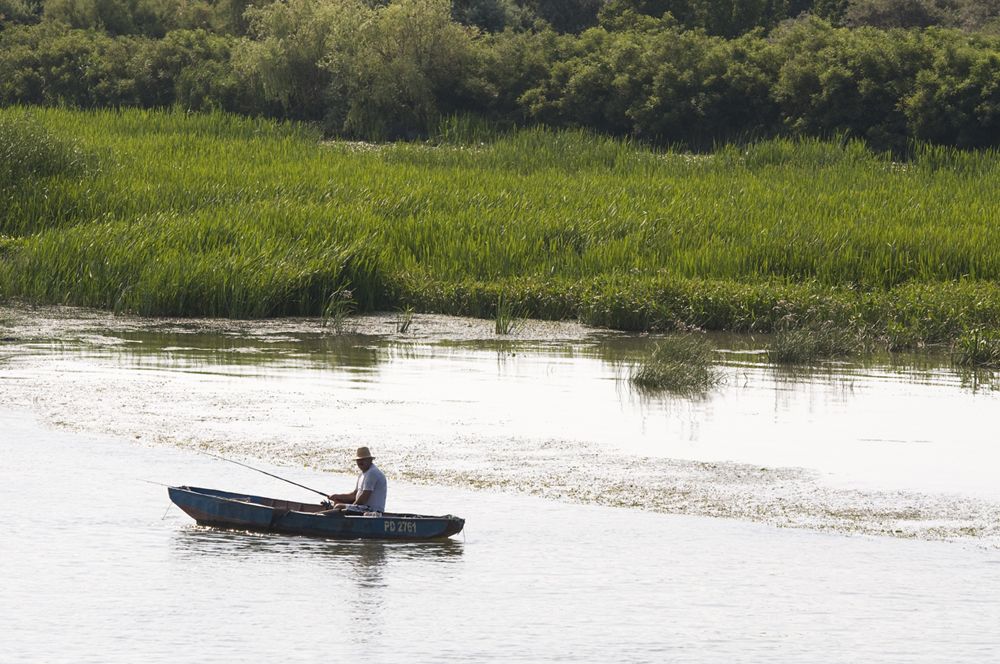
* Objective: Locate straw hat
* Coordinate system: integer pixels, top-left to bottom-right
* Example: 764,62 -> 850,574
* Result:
355,446 -> 375,460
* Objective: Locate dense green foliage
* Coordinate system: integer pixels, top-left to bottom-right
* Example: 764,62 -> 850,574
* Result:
2,0 -> 1000,148
0,109 -> 91,186
3,108 -> 1000,347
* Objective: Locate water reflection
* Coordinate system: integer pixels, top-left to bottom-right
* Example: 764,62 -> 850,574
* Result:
957,368 -> 1000,393
171,526 -> 464,566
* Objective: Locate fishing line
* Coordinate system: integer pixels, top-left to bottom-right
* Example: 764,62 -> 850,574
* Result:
199,450 -> 329,499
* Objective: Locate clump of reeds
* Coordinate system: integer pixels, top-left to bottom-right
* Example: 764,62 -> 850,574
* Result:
952,329 -> 1000,369
322,288 -> 356,333
494,291 -> 522,336
767,323 -> 861,364
628,334 -> 722,395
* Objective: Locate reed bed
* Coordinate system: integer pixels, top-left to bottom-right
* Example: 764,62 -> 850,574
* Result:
3,107 -> 1000,341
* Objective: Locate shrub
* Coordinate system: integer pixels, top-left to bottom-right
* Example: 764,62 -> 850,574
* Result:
843,0 -> 954,29
325,0 -> 483,139
904,32 -> 1000,148
772,17 -> 934,151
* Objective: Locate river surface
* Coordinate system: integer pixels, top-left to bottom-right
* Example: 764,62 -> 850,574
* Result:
2,306 -> 1000,661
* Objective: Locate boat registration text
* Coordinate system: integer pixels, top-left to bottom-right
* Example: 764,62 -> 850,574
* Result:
384,520 -> 417,534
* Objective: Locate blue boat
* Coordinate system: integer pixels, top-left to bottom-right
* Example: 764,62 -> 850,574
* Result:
168,486 -> 465,540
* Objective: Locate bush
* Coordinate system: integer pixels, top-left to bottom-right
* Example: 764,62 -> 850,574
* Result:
0,0 -> 40,25
235,0 -> 352,122
904,31 -> 1000,147
630,25 -> 781,144
843,0 -> 954,29
772,17 -> 934,150
133,29 -> 262,112
0,23 -> 142,106
325,0 -> 484,138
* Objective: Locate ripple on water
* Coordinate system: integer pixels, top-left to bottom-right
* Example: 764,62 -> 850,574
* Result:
2,304 -> 999,546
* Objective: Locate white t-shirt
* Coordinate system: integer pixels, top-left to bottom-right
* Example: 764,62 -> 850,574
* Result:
355,464 -> 387,513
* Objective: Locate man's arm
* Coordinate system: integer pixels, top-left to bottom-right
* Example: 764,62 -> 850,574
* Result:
353,490 -> 372,506
329,489 -> 357,503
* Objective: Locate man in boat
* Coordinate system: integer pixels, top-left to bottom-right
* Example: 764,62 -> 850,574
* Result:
324,446 -> 387,514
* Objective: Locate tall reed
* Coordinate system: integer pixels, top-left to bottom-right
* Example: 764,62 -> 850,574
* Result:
3,107 -> 1000,346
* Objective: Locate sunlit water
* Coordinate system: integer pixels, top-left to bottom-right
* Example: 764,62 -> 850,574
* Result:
4,412 -> 1000,663
1,308 -> 999,540
3,307 -> 1000,660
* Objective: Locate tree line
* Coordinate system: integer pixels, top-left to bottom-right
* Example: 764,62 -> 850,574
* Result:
2,0 -> 999,148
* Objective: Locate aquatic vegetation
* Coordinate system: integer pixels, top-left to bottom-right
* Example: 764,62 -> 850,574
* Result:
3,108 -> 1000,348
322,288 -> 357,333
395,306 -> 415,333
952,329 -> 1000,369
768,323 -> 863,364
493,292 -> 523,336
628,334 -> 723,395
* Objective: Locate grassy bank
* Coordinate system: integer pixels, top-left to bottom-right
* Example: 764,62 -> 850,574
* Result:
3,107 -> 1000,346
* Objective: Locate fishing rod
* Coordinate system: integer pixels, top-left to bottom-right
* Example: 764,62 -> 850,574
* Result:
200,451 -> 330,499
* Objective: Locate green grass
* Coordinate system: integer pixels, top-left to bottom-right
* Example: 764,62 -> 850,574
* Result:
628,334 -> 723,395
3,107 -> 1000,345
0,109 -> 94,189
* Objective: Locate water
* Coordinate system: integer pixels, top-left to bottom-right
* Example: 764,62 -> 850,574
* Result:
2,308 -> 999,539
3,412 -> 1000,663
2,306 -> 1000,661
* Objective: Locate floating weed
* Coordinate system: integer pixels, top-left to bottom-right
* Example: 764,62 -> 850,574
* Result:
628,334 -> 723,396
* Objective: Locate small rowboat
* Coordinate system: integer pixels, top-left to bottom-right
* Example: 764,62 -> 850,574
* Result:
168,486 -> 465,540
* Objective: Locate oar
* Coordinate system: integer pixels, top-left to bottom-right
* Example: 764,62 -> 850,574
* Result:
200,451 -> 330,499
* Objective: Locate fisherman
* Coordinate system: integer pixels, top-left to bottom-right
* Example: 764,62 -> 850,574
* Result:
325,446 -> 387,514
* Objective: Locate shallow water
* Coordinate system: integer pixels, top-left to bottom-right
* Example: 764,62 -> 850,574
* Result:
4,411 -> 1000,663
1,306 -> 999,541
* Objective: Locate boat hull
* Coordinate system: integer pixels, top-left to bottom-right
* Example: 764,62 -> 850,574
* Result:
168,486 -> 464,540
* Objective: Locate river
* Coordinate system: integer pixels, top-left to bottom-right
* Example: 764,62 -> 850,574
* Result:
1,305 -> 999,662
